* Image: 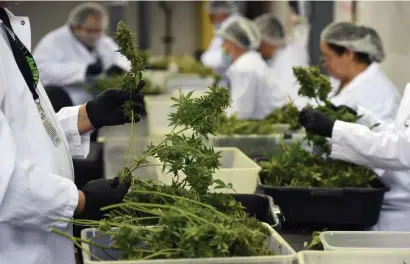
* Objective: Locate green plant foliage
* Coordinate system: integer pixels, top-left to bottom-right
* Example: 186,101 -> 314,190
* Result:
258,66 -> 376,188
215,114 -> 278,136
259,142 -> 375,188
92,75 -> 163,95
264,101 -> 301,131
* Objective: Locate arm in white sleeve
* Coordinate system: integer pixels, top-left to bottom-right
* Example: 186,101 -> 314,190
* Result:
0,110 -> 78,231
57,105 -> 91,159
330,120 -> 410,170
226,73 -> 256,120
33,39 -> 88,87
356,105 -> 395,132
200,37 -> 225,73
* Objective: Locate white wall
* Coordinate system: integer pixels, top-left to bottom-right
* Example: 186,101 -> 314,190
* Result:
10,1 -> 198,56
334,1 -> 410,94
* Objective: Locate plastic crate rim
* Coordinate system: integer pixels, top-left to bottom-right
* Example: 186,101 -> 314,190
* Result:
257,174 -> 391,192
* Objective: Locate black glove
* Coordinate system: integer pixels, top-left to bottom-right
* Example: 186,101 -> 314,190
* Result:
86,58 -> 103,76
106,65 -> 126,76
86,80 -> 145,129
81,177 -> 131,220
329,104 -> 357,115
299,108 -> 335,138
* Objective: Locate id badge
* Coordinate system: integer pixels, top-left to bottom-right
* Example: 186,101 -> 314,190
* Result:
36,101 -> 62,147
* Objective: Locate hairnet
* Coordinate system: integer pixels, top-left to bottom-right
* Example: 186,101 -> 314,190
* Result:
215,17 -> 261,50
321,22 -> 385,62
67,2 -> 108,28
254,13 -> 286,45
206,1 -> 238,15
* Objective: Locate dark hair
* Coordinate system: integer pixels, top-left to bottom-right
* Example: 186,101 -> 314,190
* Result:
327,43 -> 371,65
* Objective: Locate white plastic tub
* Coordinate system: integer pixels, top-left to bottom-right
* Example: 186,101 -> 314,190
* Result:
81,224 -> 296,264
144,95 -> 194,136
298,250 -> 410,264
165,75 -> 214,94
320,231 -> 410,251
152,147 -> 261,194
103,137 -> 165,180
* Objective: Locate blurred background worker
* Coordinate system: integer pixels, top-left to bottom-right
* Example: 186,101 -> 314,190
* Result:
321,22 -> 401,122
215,16 -> 285,120
33,2 -> 130,105
200,0 -> 240,76
299,82 -> 410,231
254,13 -> 309,108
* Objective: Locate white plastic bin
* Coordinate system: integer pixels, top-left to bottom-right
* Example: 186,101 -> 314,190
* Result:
103,137 -> 165,180
81,224 -> 297,264
165,75 -> 214,93
144,70 -> 175,90
153,147 -> 261,193
144,95 -> 194,136
320,231 -> 410,251
298,250 -> 410,264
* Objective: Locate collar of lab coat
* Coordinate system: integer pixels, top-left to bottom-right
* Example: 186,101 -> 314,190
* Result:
0,8 -> 31,51
337,62 -> 380,95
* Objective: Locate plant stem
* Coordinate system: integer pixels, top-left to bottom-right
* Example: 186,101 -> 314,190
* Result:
130,190 -> 229,219
121,110 -> 135,178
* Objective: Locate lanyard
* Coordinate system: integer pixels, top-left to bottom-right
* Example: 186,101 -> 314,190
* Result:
0,8 -> 39,102
0,9 -> 62,147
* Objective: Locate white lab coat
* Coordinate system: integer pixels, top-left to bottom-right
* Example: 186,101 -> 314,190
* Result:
267,41 -> 310,109
330,83 -> 410,231
226,51 -> 285,120
200,14 -> 240,75
33,25 -> 130,87
0,10 -> 91,263
330,63 -> 401,122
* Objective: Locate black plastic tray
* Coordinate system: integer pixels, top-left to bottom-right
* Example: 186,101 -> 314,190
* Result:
232,194 -> 278,226
257,175 -> 390,229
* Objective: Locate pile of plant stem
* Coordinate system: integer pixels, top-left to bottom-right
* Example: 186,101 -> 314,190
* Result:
259,66 -> 376,188
176,55 -> 219,79
56,21 -> 275,261
214,102 -> 300,136
259,141 -> 375,187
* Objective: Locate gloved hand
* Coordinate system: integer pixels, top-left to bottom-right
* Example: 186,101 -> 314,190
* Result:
106,65 -> 126,76
299,108 -> 335,138
86,80 -> 145,129
86,58 -> 103,77
328,104 -> 357,115
80,177 -> 131,220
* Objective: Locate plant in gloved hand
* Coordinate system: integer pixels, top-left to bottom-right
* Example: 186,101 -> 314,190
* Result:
55,22 -> 275,261
285,66 -> 361,155
91,74 -> 163,95
258,66 -> 376,189
62,87 -> 274,261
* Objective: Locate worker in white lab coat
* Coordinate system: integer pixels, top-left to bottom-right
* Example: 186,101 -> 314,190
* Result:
321,22 -> 401,122
254,13 -> 309,109
0,5 -> 144,263
201,1 -> 241,75
33,2 -> 130,104
299,83 -> 410,231
215,16 -> 285,120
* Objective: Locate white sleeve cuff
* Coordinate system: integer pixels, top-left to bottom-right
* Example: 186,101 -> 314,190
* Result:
330,120 -> 352,161
56,106 -> 91,159
51,180 -> 78,230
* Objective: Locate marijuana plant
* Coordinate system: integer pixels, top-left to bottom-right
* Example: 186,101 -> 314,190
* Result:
53,21 -> 275,261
